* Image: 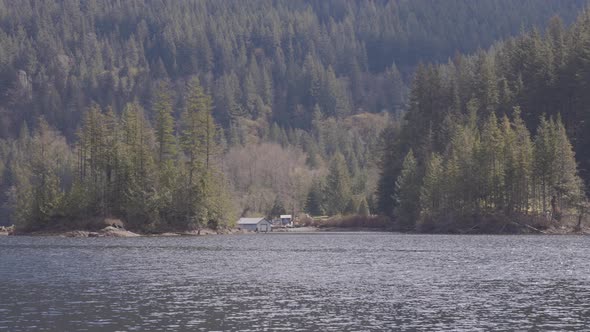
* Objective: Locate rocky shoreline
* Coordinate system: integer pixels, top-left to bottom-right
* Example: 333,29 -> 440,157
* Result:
4,225 -> 385,237
2,221 -> 589,237
0,226 -> 13,236
3,226 -> 250,238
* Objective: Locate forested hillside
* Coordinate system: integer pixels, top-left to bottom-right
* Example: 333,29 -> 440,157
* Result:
0,0 -> 585,137
0,0 -> 588,229
378,13 -> 590,231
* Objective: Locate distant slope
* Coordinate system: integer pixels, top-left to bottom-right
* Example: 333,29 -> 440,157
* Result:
0,0 -> 586,139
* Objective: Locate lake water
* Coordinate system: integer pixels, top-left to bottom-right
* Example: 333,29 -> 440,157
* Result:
1,233 -> 589,331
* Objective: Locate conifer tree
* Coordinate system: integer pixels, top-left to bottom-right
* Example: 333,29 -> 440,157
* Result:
182,77 -> 214,182
533,116 -> 557,212
102,107 -> 121,215
553,117 -> 584,208
306,178 -> 325,216
121,103 -> 155,183
344,197 -> 358,215
120,102 -> 157,229
376,123 -> 405,217
514,109 -> 534,214
153,81 -> 176,166
394,149 -> 420,229
30,119 -> 63,226
324,153 -> 352,215
475,52 -> 499,118
179,77 -> 222,229
420,153 -> 444,218
358,197 -> 370,217
478,112 -> 505,209
268,196 -> 286,220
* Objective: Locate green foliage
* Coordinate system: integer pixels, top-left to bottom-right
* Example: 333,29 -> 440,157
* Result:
153,81 -> 177,165
344,197 -> 359,216
376,123 -> 404,217
394,150 -> 421,230
0,0 -> 583,140
420,153 -> 444,218
533,115 -> 584,213
178,77 -> 225,229
476,113 -> 505,210
1,1 -> 589,230
305,178 -> 326,216
5,90 -> 230,232
358,197 -> 370,217
378,10 -> 590,229
389,111 -> 584,229
324,153 -> 353,215
7,118 -> 71,230
268,196 -> 287,220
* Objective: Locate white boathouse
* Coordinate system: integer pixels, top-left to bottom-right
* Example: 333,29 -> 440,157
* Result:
237,217 -> 272,232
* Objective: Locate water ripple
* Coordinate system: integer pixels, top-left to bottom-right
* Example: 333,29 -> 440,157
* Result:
1,234 -> 590,331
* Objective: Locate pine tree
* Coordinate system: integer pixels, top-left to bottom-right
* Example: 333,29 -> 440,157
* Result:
533,116 -> 556,212
358,197 -> 370,217
553,117 -> 584,209
120,102 -> 157,229
179,77 -> 224,229
268,196 -> 286,220
153,81 -> 176,166
305,178 -> 325,216
181,77 -> 210,186
27,118 -> 65,228
344,197 -> 358,215
504,108 -> 533,214
475,52 -> 499,119
180,78 -> 206,228
478,113 -> 505,210
394,149 -> 420,229
324,153 -> 352,215
447,108 -> 480,215
102,107 -> 121,215
121,102 -> 155,183
420,153 -> 444,218
376,123 -> 404,217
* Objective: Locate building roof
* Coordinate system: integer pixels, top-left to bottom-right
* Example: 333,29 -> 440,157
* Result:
237,217 -> 267,225
280,215 -> 292,219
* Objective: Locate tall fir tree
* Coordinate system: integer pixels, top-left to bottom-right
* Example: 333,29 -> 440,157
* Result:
394,149 -> 421,229
153,81 -> 177,166
324,153 -> 352,215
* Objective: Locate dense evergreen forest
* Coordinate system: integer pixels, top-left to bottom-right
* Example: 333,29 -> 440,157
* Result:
0,0 -> 584,138
378,12 -> 590,231
0,0 -> 588,230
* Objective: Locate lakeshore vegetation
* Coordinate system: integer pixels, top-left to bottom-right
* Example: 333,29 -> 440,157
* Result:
0,1 -> 588,232
378,12 -> 590,230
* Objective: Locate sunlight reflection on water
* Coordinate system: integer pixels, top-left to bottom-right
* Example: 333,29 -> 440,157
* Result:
1,233 -> 589,331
